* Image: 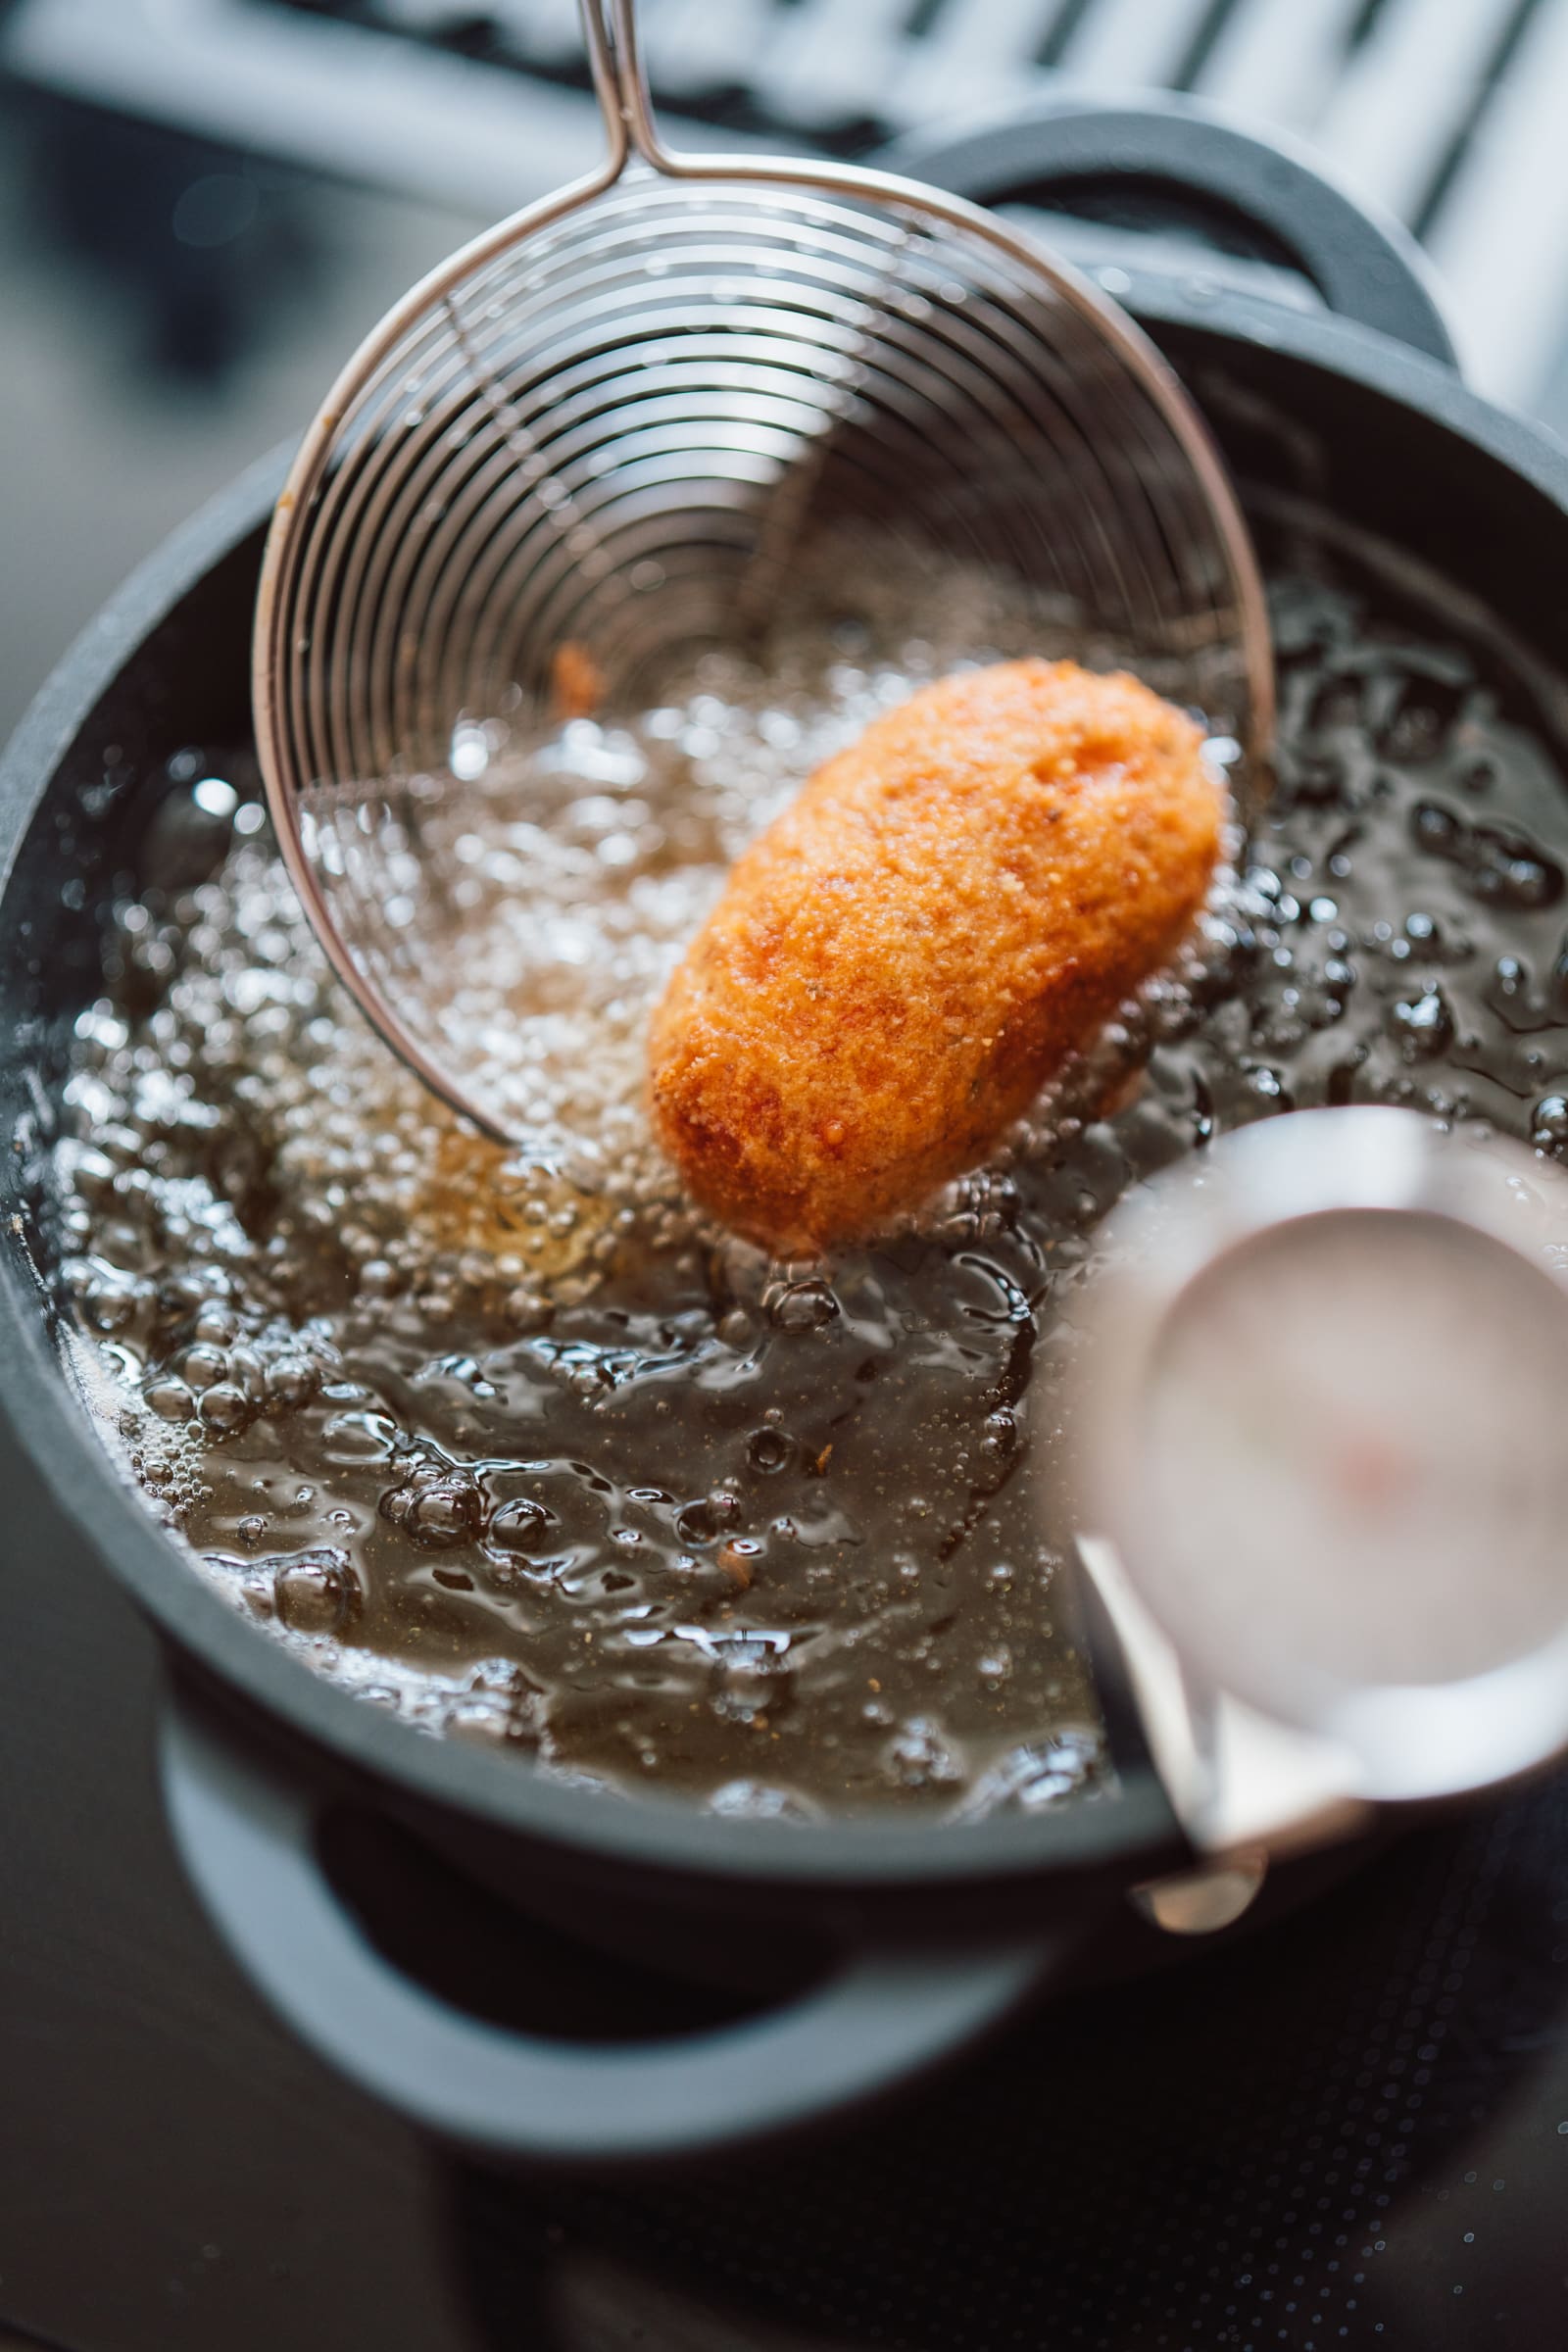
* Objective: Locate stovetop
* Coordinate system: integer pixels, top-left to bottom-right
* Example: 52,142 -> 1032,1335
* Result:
3,1366 -> 1568,2352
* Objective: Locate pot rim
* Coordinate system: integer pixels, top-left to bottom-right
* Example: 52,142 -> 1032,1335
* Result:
3,296 -> 1565,1895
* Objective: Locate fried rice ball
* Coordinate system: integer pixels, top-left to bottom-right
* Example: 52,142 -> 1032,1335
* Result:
648,659 -> 1224,1252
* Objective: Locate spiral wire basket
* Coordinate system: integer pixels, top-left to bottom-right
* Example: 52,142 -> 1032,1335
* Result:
254,0 -> 1272,1146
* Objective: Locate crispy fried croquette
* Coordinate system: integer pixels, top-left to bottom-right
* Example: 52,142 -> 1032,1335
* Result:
648,660 -> 1224,1251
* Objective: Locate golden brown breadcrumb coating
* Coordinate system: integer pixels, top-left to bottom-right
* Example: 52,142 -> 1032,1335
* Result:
648,660 -> 1224,1251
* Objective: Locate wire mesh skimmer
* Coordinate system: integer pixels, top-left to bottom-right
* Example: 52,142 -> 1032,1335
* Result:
253,0 -> 1273,1152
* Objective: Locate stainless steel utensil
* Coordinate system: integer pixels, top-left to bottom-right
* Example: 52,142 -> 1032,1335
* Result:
1076,1106 -> 1568,1873
252,0 -> 1271,1150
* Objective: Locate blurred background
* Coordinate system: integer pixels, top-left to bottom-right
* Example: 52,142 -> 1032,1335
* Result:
4,0 -> 1568,749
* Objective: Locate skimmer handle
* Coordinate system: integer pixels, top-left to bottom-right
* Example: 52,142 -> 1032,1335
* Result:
580,0 -> 667,176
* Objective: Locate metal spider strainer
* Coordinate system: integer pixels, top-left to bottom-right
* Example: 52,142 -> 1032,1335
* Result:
253,0 -> 1273,1149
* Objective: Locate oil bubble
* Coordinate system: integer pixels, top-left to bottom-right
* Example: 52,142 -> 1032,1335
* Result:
1533,1095 -> 1568,1153
956,1728 -> 1102,1819
271,1546 -> 360,1635
1390,985 -> 1454,1060
747,1426 -> 793,1474
83,1276 -> 138,1335
718,1537 -> 763,1588
710,1635 -> 793,1726
265,1352 -> 319,1408
197,1382 -> 252,1433
888,1717 -> 961,1789
383,1474 -> 483,1549
145,1375 -> 195,1422
487,1496 -> 557,1553
765,1278 -> 839,1333
980,1408 -> 1018,1463
707,1781 -> 814,1821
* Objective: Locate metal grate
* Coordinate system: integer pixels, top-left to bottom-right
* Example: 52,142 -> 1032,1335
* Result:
6,0 -> 1568,411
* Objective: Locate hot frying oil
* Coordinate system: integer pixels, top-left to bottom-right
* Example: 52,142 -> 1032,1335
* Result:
52,532 -> 1568,1818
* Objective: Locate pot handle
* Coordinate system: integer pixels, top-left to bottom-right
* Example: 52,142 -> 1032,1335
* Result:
160,1698 -> 1048,2167
887,94 -> 1457,371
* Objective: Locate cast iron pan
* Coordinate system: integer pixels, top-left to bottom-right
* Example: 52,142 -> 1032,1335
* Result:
2,100 -> 1567,2168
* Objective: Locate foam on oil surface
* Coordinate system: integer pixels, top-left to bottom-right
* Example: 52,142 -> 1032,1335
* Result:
48,530 -> 1568,1815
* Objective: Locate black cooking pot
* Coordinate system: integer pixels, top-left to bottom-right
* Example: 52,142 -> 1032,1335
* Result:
4,102 -> 1567,2173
